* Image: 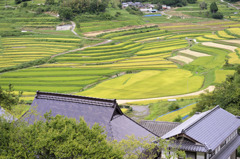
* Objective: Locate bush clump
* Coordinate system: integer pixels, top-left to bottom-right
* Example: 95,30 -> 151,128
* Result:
168,102 -> 180,111
212,12 -> 223,19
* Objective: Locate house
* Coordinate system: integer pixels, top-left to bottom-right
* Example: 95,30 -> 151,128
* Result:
122,3 -> 129,8
160,106 -> 240,159
26,91 -> 158,141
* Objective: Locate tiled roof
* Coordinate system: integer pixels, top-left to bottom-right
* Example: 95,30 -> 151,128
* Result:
170,140 -> 208,152
26,91 -> 157,141
139,120 -> 180,137
212,135 -> 240,159
162,106 -> 240,151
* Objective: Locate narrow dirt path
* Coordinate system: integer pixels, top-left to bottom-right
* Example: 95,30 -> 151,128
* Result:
70,21 -> 81,38
117,86 -> 215,104
47,40 -> 112,61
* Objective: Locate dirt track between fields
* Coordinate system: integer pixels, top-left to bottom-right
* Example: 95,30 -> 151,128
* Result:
117,86 -> 215,104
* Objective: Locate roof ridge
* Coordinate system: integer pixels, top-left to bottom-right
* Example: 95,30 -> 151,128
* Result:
141,120 -> 180,124
36,91 -> 116,103
184,105 -> 220,132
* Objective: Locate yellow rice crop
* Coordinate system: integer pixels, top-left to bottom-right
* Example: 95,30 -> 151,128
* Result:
227,28 -> 240,36
217,31 -> 236,39
228,52 -> 240,64
204,34 -> 224,40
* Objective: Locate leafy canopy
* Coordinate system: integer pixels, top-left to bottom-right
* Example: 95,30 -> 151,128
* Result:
194,66 -> 240,116
0,84 -> 22,110
1,112 -> 124,158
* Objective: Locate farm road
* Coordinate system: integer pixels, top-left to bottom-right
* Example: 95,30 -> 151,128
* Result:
117,86 -> 215,104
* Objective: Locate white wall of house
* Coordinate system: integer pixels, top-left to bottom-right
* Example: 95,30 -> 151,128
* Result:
197,152 -> 205,159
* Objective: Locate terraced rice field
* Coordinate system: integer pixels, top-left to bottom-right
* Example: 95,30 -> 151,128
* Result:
217,31 -> 236,39
202,42 -> 237,52
0,67 -> 117,92
155,104 -> 196,122
179,49 -> 210,57
0,35 -> 81,68
78,69 -> 204,99
226,28 -> 240,37
228,52 -> 240,64
170,55 -> 193,64
214,70 -> 235,83
203,34 -> 224,40
189,44 -> 230,69
223,40 -> 240,45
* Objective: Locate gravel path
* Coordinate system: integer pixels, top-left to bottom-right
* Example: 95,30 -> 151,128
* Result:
70,21 -> 81,38
117,86 -> 215,104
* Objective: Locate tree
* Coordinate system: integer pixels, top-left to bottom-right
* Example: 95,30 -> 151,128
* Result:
0,84 -> 22,110
111,136 -> 189,159
199,1 -> 207,10
187,0 -> 197,4
193,66 -> 240,116
59,7 -> 73,20
210,2 -> 218,13
45,0 -> 54,5
1,112 -> 124,158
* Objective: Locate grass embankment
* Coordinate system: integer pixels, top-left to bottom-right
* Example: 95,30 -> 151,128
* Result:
144,98 -> 197,121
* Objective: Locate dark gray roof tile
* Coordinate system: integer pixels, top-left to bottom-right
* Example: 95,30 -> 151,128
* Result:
140,120 -> 180,137
212,135 -> 240,159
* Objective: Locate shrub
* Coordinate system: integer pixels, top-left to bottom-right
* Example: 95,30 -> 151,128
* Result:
168,102 -> 180,111
36,7 -> 44,15
126,7 -> 143,16
22,2 -> 27,7
173,115 -> 182,122
187,0 -> 197,4
212,12 -> 223,19
115,12 -> 121,17
99,13 -> 114,20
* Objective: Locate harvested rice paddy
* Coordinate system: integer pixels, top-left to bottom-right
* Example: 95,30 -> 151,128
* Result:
179,49 -> 210,57
202,42 -> 237,52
